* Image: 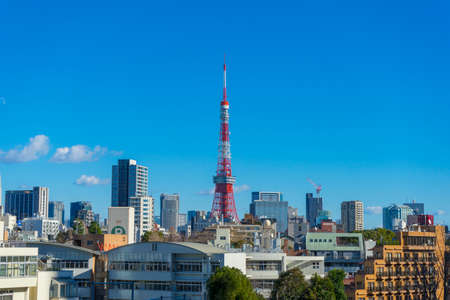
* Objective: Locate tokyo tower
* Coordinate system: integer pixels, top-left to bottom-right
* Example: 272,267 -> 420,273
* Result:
210,60 -> 240,223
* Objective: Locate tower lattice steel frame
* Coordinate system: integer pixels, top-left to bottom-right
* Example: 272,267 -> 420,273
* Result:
210,61 -> 239,223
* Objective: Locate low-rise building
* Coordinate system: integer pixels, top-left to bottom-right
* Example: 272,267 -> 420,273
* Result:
74,233 -> 128,251
306,232 -> 364,275
349,225 -> 446,300
0,246 -> 38,300
106,241 -> 325,299
22,217 -> 60,240
21,241 -> 100,300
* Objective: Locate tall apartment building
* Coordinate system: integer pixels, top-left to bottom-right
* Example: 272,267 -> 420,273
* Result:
48,201 -> 65,225
160,193 -> 179,232
350,225 -> 446,300
306,192 -> 322,227
403,200 -> 425,215
129,196 -> 153,238
383,204 -> 414,231
341,200 -> 364,232
111,159 -> 149,207
249,192 -> 288,233
70,201 -> 93,226
4,186 -> 49,220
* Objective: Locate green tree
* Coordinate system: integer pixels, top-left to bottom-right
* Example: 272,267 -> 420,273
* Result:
270,267 -> 308,300
88,221 -> 102,234
326,269 -> 346,300
355,228 -> 398,245
73,219 -> 85,235
207,266 -> 263,300
303,274 -> 336,300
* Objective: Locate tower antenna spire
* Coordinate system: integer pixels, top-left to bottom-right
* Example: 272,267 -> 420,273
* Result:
223,54 -> 227,102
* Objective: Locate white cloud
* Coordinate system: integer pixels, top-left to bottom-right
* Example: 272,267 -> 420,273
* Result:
434,209 -> 446,216
51,145 -> 107,163
198,184 -> 251,196
366,206 -> 382,215
75,175 -> 109,186
234,184 -> 251,193
198,188 -> 215,196
0,135 -> 50,163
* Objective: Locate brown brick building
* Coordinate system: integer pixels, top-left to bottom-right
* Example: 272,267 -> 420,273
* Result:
349,225 -> 446,300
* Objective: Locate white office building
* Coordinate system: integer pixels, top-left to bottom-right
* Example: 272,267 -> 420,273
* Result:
129,196 -> 153,239
22,217 -> 60,240
106,242 -> 324,299
0,247 -> 38,300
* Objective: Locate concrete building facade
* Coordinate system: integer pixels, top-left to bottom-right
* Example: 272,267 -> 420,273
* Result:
106,241 -> 325,300
0,247 -> 38,300
129,196 -> 153,239
22,217 -> 60,240
341,200 -> 364,232
160,193 -> 179,232
306,232 -> 365,275
350,225 -> 446,300
108,207 -> 135,244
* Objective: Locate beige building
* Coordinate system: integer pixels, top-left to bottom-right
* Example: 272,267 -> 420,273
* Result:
349,225 -> 446,300
341,200 -> 364,232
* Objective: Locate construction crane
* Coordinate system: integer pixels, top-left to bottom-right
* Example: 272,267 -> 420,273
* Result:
307,178 -> 322,195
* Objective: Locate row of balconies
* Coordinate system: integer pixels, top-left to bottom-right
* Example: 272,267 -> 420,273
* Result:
367,284 -> 435,293
385,257 -> 437,264
375,271 -> 435,279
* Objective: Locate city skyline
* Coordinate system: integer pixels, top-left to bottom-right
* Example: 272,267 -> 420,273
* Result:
1,1 -> 450,228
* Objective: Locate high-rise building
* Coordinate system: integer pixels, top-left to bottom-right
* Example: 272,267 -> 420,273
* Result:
129,196 -> 153,239
383,204 -> 414,231
250,192 -> 288,233
70,201 -> 92,226
178,213 -> 187,228
48,201 -> 65,225
210,62 -> 239,223
160,193 -> 179,232
403,200 -> 424,215
341,200 -> 364,232
5,186 -> 49,220
305,193 -> 322,227
111,159 -> 149,207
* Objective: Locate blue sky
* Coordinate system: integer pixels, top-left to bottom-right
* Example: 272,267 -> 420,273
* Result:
1,0 -> 449,228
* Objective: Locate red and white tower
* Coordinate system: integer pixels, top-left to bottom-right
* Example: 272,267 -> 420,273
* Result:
210,60 -> 240,223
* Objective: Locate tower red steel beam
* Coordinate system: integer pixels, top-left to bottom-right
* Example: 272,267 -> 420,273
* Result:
210,59 -> 240,223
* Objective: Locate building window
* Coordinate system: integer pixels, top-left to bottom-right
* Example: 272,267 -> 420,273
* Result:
176,281 -> 202,292
246,261 -> 281,271
250,279 -> 275,290
175,262 -> 202,273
